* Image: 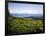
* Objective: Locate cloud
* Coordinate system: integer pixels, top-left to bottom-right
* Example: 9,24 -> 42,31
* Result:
8,3 -> 43,15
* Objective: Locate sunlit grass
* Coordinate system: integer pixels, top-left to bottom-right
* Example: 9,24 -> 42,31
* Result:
8,16 -> 43,32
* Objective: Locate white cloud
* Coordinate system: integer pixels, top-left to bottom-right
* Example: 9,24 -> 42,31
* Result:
9,7 -> 43,14
8,3 -> 43,15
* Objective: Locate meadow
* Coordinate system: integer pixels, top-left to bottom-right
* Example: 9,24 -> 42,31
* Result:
8,16 -> 43,33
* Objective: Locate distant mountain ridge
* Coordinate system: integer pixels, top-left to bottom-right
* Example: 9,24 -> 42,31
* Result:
10,13 -> 43,19
25,16 -> 43,19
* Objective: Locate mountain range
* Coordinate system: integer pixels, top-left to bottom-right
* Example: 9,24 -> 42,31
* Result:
10,13 -> 43,19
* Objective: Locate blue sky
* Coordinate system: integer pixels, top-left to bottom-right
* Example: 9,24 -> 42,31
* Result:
8,3 -> 43,15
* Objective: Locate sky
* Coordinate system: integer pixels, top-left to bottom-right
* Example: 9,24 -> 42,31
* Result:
8,3 -> 43,15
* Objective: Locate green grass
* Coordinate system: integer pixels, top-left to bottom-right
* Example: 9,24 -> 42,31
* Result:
8,16 -> 43,33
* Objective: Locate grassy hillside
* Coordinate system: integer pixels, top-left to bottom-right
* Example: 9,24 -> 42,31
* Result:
8,16 -> 43,33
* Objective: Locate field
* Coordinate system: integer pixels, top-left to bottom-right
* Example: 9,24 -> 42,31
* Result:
8,16 -> 43,33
